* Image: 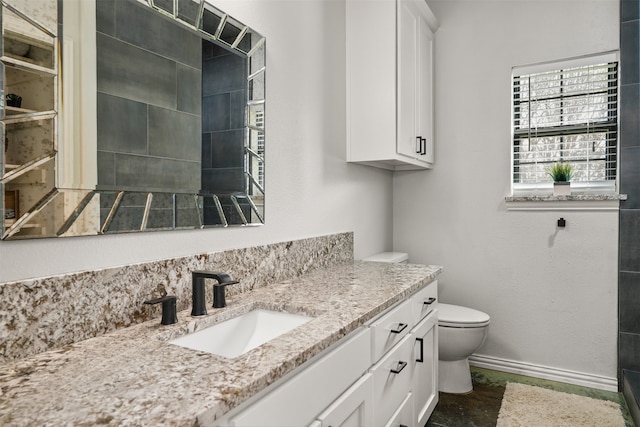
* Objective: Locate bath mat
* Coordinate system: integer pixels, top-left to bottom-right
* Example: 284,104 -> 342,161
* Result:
496,382 -> 625,427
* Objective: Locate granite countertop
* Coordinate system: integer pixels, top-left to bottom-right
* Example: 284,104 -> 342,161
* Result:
0,261 -> 442,426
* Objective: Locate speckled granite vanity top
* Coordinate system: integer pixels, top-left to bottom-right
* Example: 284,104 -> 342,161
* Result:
0,261 -> 442,426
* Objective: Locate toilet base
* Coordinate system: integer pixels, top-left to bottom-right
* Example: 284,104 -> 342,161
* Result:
439,358 -> 473,394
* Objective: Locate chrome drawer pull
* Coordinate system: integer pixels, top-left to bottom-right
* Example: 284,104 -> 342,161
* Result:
423,297 -> 436,305
390,322 -> 408,334
391,360 -> 407,374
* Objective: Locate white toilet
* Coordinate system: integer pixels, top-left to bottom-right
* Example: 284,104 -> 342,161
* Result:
362,252 -> 490,394
438,303 -> 490,394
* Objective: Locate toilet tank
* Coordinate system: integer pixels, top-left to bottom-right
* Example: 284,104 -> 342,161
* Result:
362,252 -> 409,263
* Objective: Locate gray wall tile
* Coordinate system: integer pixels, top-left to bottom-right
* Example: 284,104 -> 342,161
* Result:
97,93 -> 148,155
621,84 -> 640,149
96,151 -> 116,189
229,90 -> 246,129
622,21 -> 640,85
97,32 -> 177,109
202,93 -> 230,132
114,0 -> 201,69
148,105 -> 201,163
210,129 -> 244,168
201,167 -> 244,193
202,50 -> 246,96
202,133 -> 213,169
177,64 -> 202,115
96,0 -> 116,36
620,272 -> 640,333
622,0 -> 640,22
620,332 -> 640,373
620,147 -> 640,208
620,209 -> 640,272
114,154 -> 200,193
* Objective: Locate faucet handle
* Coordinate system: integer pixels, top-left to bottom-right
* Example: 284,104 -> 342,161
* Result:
213,279 -> 239,308
144,295 -> 178,325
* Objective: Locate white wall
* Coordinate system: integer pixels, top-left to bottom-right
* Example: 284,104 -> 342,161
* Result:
394,0 -> 620,380
0,0 -> 394,283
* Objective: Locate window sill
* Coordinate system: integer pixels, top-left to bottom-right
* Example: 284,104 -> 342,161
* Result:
505,194 -> 627,202
505,193 -> 626,212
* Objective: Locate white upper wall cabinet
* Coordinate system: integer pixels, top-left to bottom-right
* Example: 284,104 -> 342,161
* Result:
346,0 -> 438,171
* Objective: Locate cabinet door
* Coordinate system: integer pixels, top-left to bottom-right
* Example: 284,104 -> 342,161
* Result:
316,374 -> 374,427
412,311 -> 439,426
416,9 -> 435,164
396,0 -> 419,160
384,392 -> 413,427
397,0 -> 435,165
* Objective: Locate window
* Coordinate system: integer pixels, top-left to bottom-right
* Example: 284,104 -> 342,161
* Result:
511,53 -> 618,194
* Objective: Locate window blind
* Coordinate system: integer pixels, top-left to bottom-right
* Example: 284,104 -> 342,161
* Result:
512,55 -> 618,193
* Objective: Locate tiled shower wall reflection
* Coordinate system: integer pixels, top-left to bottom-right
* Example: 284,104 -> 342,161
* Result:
0,232 -> 353,362
96,0 -> 202,194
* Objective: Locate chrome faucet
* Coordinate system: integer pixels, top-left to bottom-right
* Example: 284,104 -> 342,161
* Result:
191,271 -> 240,316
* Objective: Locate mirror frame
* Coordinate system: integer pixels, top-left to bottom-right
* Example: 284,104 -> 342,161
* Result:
0,0 -> 266,240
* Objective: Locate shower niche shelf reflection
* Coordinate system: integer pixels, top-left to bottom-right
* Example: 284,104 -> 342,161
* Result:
1,0 -> 58,240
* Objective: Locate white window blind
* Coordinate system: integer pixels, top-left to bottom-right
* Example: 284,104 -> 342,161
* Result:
512,53 -> 618,194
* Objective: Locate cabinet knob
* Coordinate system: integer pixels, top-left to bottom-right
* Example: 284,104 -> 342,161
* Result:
416,136 -> 422,153
420,137 -> 427,155
423,297 -> 436,305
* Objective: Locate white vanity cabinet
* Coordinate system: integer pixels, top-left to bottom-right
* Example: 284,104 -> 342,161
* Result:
346,0 -> 439,171
216,279 -> 439,427
226,328 -> 372,427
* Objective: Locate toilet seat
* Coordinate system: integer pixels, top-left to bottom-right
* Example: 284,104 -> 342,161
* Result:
438,303 -> 490,328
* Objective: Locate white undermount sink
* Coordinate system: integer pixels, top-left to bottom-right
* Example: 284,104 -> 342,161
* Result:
169,309 -> 313,358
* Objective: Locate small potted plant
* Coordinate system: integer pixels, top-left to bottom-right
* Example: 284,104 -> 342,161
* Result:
547,162 -> 573,196
6,93 -> 22,108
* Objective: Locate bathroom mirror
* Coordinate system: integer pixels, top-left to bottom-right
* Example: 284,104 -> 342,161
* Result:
0,0 -> 266,240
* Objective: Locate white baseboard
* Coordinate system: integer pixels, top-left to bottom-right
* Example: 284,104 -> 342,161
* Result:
469,354 -> 619,392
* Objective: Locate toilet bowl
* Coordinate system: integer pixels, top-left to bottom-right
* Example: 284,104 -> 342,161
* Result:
438,303 -> 490,394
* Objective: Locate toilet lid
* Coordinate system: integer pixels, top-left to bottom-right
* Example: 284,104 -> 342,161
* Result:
362,252 -> 409,263
438,303 -> 490,327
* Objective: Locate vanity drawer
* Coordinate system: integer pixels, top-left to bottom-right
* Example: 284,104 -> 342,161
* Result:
370,335 -> 414,427
411,280 -> 437,325
370,299 -> 413,363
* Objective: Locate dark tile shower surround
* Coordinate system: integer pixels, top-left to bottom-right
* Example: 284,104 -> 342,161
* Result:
620,0 -> 640,422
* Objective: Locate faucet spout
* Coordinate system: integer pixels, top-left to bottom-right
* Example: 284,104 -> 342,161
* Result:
191,271 -> 239,315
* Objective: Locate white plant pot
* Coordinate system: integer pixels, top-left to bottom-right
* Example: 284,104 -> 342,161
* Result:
553,182 -> 571,196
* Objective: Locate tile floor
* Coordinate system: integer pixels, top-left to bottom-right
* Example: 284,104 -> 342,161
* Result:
425,367 -> 635,427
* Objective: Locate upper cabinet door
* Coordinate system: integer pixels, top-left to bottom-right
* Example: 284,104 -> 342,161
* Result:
417,11 -> 435,164
397,0 -> 435,166
397,0 -> 419,161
